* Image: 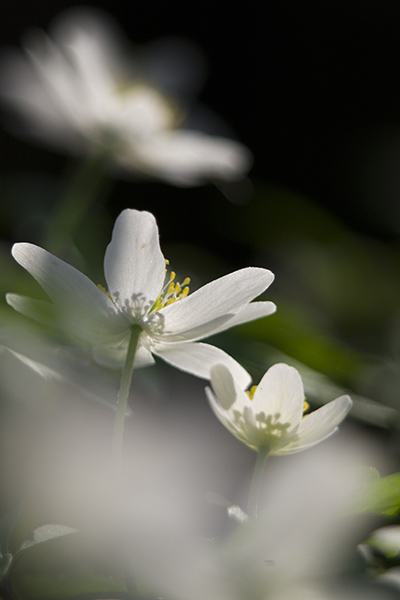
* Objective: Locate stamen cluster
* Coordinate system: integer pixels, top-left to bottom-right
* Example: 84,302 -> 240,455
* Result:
152,261 -> 191,311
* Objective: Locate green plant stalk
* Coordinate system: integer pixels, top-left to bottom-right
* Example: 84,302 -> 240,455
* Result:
247,446 -> 270,517
44,150 -> 113,252
112,325 -> 142,471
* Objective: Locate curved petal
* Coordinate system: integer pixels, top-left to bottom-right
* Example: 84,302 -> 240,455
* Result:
154,342 -> 252,388
6,294 -> 59,326
104,209 -> 165,314
51,7 -> 121,115
205,385 -> 256,449
205,301 -> 277,337
93,341 -> 155,369
6,293 -> 127,346
153,268 -> 274,342
275,395 -> 353,455
135,130 -> 253,185
209,364 -> 238,409
10,243 -> 129,341
252,364 -> 304,430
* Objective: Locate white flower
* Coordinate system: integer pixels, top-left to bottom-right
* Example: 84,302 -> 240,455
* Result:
6,209 -> 275,386
206,363 -> 352,453
0,7 -> 252,186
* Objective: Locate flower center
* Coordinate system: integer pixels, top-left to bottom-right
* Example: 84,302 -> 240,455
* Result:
151,260 -> 191,312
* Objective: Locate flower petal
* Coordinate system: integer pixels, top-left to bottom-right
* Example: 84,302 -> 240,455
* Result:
104,209 -> 165,313
275,395 -> 353,455
6,294 -> 59,327
252,364 -> 304,430
10,243 -> 128,342
154,342 -> 252,388
154,268 -> 274,343
93,342 -> 155,369
209,364 -> 238,409
206,301 -> 277,337
134,130 -> 253,186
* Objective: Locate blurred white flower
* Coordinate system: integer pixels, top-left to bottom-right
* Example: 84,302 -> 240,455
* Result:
7,209 -> 275,384
125,438 -> 380,600
206,363 -> 352,452
0,7 -> 252,186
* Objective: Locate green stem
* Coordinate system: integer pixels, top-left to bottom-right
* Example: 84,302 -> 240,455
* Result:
247,446 -> 270,517
112,325 -> 142,471
44,150 -> 113,253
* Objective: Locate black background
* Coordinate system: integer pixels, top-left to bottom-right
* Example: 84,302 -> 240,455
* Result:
2,0 -> 400,236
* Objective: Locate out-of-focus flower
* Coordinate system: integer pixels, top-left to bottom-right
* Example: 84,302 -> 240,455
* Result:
0,7 -> 252,186
7,209 -> 275,385
125,438 -> 381,600
206,363 -> 352,453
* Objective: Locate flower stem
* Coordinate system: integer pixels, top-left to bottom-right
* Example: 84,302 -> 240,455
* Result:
44,150 -> 113,254
112,325 -> 142,472
247,446 -> 270,517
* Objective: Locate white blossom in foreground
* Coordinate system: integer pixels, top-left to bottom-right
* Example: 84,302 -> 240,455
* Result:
125,438 -> 380,600
6,209 -> 275,386
0,8 -> 252,186
206,363 -> 352,453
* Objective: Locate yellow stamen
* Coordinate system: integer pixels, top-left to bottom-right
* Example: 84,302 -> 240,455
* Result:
246,385 -> 258,400
152,261 -> 191,311
302,399 -> 310,418
97,283 -> 113,301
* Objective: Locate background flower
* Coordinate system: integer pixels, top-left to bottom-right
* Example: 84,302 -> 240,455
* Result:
0,6 -> 252,186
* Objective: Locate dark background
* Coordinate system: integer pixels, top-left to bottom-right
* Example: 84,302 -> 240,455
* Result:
2,0 -> 400,237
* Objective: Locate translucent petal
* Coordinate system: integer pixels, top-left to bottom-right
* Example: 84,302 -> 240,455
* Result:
10,244 -> 129,342
252,364 -> 304,431
135,130 -> 253,185
154,342 -> 252,388
206,301 -> 277,336
104,209 -> 165,313
205,386 -> 253,447
93,342 -> 155,369
209,364 -> 238,409
275,395 -> 352,455
153,268 -> 274,342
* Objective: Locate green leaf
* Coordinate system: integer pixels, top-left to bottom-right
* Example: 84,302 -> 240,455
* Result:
359,471 -> 400,516
9,529 -> 127,600
16,524 -> 78,553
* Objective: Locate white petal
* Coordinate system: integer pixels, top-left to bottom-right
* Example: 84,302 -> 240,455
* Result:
134,130 -> 253,185
0,50 -> 78,148
206,301 -> 277,337
275,395 -> 353,455
205,386 -> 252,447
6,293 -> 125,346
11,243 -> 128,340
93,341 -> 155,369
104,209 -> 165,314
252,364 -> 304,430
154,342 -> 252,388
24,32 -> 87,127
6,294 -> 59,326
209,364 -> 238,409
52,9 -> 119,117
154,268 -> 274,343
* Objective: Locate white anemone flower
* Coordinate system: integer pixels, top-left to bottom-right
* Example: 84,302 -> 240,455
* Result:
0,8 -> 252,186
6,209 -> 275,386
206,363 -> 352,453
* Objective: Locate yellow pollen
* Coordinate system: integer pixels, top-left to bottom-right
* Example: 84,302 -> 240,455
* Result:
246,385 -> 258,400
302,399 -> 310,418
152,262 -> 191,311
97,283 -> 113,301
